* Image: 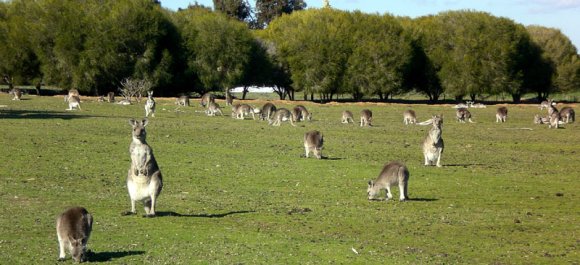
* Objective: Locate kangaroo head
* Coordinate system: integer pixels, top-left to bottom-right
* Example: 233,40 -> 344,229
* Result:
432,115 -> 443,128
129,118 -> 148,142
367,180 -> 377,200
71,238 -> 86,262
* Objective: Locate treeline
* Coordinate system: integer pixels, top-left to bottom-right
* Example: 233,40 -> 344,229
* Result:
0,0 -> 578,102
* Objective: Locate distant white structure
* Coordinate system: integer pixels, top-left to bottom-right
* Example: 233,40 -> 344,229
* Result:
230,86 -> 274,93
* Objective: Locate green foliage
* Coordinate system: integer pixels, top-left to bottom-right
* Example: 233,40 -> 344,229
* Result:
527,26 -> 580,96
213,0 -> 253,23
255,0 -> 307,29
0,94 -> 578,263
173,7 -> 254,93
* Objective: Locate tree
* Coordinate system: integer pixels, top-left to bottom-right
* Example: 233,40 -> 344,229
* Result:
344,12 -> 413,100
255,0 -> 306,29
213,0 -> 253,23
173,7 -> 254,94
527,26 -> 580,97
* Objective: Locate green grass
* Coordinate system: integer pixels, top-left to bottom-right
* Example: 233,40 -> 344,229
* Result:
0,94 -> 578,264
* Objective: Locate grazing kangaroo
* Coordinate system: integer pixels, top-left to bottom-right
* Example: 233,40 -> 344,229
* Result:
56,207 -> 93,262
547,100 -> 561,128
422,115 -> 444,167
206,101 -> 223,116
367,162 -> 409,202
341,110 -> 354,124
304,130 -> 324,159
291,107 -> 303,122
200,92 -> 215,107
294,105 -> 312,121
559,107 -> 575,123
232,104 -> 255,120
9,88 -> 22,100
107,92 -> 115,103
360,109 -> 372,127
126,119 -> 163,217
496,107 -> 508,123
145,91 -> 156,117
176,96 -> 190,107
456,108 -> 474,123
269,108 -> 296,126
403,110 -> 417,125
260,102 -> 277,121
534,114 -> 550,124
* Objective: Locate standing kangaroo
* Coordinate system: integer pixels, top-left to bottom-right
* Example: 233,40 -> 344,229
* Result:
225,91 -> 233,106
304,130 -> 324,159
107,92 -> 115,103
547,100 -> 561,129
403,110 -> 417,125
56,207 -> 93,262
367,162 -> 409,202
126,119 -> 163,217
422,115 -> 444,167
360,109 -> 372,127
145,91 -> 156,117
66,95 -> 82,110
200,92 -> 215,107
10,88 -> 22,100
496,107 -> 508,123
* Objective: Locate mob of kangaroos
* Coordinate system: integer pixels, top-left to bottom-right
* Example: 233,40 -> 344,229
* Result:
367,161 -> 410,202
125,118 -> 163,217
56,207 -> 93,262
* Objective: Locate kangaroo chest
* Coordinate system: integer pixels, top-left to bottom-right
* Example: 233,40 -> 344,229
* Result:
130,143 -> 151,171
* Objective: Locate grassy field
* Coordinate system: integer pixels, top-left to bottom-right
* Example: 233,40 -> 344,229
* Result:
0,94 -> 578,264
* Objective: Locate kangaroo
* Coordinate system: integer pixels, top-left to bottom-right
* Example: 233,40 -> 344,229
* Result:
341,110 -> 354,124
534,114 -> 550,124
260,102 -> 277,121
107,92 -> 115,103
269,108 -> 296,126
206,101 -> 223,116
56,207 -> 93,262
304,130 -> 324,159
126,119 -> 163,217
66,95 -> 82,110
422,115 -> 444,167
559,107 -> 575,123
403,110 -> 417,125
291,107 -> 303,122
97,95 -> 105,102
225,91 -> 233,106
539,100 -> 550,110
547,100 -> 560,128
145,91 -> 156,117
456,108 -> 474,123
200,92 -> 215,108
9,88 -> 22,100
496,107 -> 508,123
367,161 -> 409,202
294,105 -> 312,121
232,104 -> 255,120
360,109 -> 372,127
176,96 -> 190,107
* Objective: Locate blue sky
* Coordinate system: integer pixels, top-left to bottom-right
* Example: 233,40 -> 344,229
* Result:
160,0 -> 580,50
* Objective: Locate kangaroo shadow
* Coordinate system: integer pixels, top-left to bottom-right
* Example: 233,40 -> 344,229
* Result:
154,210 -> 254,218
444,163 -> 484,167
408,198 -> 438,202
87,250 -> 145,262
321,156 -> 342,161
0,109 -> 102,120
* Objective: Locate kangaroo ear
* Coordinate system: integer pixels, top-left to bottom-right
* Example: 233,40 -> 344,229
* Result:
142,118 -> 149,127
129,119 -> 137,126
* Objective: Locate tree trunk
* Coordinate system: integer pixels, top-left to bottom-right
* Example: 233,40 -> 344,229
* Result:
35,82 -> 42,96
470,94 -> 476,101
511,93 -> 521,103
242,86 -> 249,100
